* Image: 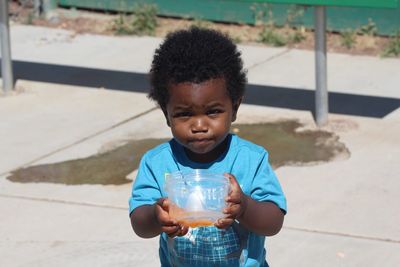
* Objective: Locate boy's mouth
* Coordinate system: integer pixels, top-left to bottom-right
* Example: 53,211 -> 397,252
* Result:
190,138 -> 212,145
188,138 -> 214,149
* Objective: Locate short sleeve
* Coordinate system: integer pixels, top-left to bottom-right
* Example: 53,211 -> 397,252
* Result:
250,151 -> 287,214
128,153 -> 163,214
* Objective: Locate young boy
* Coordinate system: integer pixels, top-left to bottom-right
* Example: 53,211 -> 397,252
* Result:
129,27 -> 287,267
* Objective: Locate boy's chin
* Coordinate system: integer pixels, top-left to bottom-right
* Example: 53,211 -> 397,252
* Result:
184,141 -> 227,163
187,146 -> 213,155
185,145 -> 217,158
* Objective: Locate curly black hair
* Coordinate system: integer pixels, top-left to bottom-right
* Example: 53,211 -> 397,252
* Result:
149,26 -> 247,111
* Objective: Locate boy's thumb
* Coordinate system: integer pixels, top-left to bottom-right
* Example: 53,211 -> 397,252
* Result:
157,197 -> 170,211
224,173 -> 238,185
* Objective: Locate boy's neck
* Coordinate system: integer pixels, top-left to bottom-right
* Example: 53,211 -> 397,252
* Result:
184,135 -> 230,164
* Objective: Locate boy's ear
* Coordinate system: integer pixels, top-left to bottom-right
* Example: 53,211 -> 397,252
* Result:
161,107 -> 171,127
231,97 -> 243,122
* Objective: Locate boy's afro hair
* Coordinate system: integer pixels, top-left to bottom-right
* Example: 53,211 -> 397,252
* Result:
149,26 -> 247,110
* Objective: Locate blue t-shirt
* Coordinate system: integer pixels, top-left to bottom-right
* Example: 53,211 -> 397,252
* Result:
129,134 -> 287,267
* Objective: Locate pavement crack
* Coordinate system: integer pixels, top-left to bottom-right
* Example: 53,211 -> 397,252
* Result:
1,106 -> 158,176
2,194 -> 399,245
284,226 -> 400,244
246,48 -> 290,70
0,193 -> 126,210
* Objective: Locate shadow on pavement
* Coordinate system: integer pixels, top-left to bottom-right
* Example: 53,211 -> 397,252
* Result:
246,84 -> 400,118
6,60 -> 400,118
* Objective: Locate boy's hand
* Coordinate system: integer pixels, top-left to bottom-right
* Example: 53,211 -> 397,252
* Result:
214,173 -> 248,229
154,198 -> 189,238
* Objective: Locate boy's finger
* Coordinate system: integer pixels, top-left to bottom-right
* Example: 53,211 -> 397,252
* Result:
160,218 -> 178,226
215,218 -> 233,229
224,173 -> 239,186
155,203 -> 179,226
178,225 -> 189,236
224,173 -> 243,198
222,211 -> 238,221
217,217 -> 233,225
174,225 -> 189,237
167,225 -> 187,238
225,195 -> 241,204
223,206 -> 236,216
157,211 -> 178,226
163,225 -> 180,235
156,197 -> 171,211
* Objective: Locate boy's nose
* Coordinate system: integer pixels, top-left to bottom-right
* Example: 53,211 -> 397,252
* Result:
191,117 -> 208,133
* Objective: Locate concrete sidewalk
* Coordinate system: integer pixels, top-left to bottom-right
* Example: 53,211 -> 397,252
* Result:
1,25 -> 400,266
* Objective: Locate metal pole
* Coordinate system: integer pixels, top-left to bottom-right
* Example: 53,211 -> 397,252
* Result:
0,0 -> 14,94
42,0 -> 58,20
314,6 -> 328,126
34,0 -> 42,18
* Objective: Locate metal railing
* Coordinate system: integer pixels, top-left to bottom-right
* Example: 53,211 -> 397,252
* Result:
1,0 -> 398,126
0,0 -> 13,94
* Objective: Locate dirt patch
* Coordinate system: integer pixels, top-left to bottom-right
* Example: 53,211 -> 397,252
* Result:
8,1 -> 397,57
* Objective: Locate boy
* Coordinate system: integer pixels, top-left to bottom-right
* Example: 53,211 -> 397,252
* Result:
129,27 -> 286,267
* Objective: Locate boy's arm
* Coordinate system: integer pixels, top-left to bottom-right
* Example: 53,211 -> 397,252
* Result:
237,195 -> 284,236
217,173 -> 285,236
130,204 -> 161,238
131,198 -> 189,238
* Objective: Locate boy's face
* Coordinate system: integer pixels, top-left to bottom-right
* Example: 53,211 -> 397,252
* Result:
165,78 -> 240,162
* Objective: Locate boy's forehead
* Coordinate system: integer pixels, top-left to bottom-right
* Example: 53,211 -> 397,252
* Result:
167,78 -> 230,105
168,77 -> 226,87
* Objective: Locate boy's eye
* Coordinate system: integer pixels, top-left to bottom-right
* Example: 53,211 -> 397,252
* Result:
207,109 -> 223,116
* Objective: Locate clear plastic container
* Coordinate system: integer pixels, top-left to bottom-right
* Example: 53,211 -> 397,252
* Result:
165,169 -> 230,228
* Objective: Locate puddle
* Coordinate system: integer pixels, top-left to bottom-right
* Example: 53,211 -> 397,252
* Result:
7,120 -> 349,185
231,121 -> 350,168
7,139 -> 168,185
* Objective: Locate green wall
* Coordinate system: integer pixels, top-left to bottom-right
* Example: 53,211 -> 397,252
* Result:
57,0 -> 400,35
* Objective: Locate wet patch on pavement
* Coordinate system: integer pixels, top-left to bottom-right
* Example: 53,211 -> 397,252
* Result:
7,139 -> 167,185
7,120 -> 349,185
232,120 -> 350,168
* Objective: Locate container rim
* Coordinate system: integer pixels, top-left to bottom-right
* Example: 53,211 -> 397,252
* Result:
165,169 -> 229,183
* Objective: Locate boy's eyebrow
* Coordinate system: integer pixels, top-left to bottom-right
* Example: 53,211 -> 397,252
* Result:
172,104 -> 191,110
206,101 -> 224,108
171,102 -> 224,111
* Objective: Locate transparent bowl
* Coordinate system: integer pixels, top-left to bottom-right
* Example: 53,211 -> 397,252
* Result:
165,170 -> 230,228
